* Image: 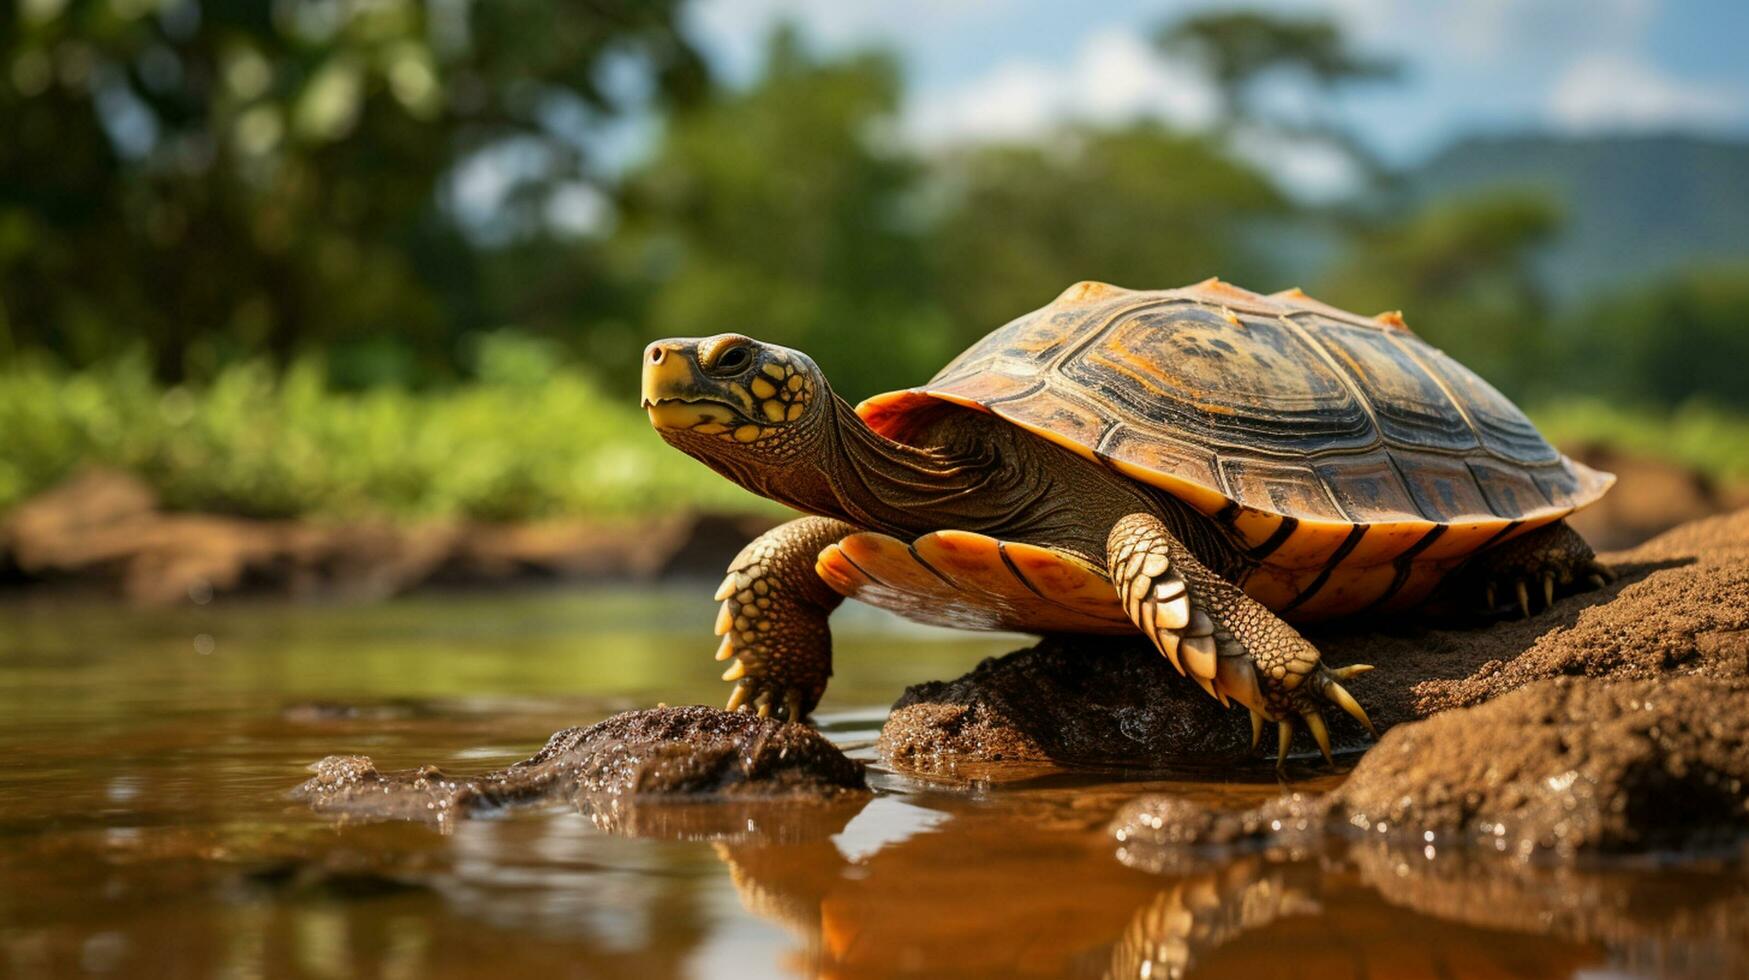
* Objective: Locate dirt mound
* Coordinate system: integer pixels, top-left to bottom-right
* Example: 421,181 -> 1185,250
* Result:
1111,675 -> 1749,858
881,509 -> 1749,772
1327,674 -> 1749,855
294,705 -> 867,830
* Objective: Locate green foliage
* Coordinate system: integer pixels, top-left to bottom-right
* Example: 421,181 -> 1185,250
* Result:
0,0 -> 703,380
1532,399 -> 1749,484
0,334 -> 767,520
932,124 -> 1288,342
1318,190 -> 1563,394
1155,10 -> 1397,108
3,7 -> 1745,524
1553,263 -> 1749,411
599,27 -> 945,402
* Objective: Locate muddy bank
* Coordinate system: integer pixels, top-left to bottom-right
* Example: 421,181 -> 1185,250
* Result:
295,705 -> 867,831
881,508 -> 1749,773
0,468 -> 777,604
1111,674 -> 1749,858
4,447 -> 1738,605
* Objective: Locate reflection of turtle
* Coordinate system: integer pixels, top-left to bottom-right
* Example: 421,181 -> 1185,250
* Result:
643,279 -> 1614,762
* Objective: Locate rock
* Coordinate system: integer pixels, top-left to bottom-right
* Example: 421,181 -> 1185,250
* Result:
881,508 -> 1749,772
293,705 -> 867,830
878,636 -> 1256,771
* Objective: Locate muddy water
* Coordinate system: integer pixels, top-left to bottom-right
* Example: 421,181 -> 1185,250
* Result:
2,588 -> 1744,979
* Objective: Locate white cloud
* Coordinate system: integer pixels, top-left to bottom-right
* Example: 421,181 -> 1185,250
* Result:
1228,127 -> 1365,202
902,27 -> 1219,148
1548,52 -> 1742,130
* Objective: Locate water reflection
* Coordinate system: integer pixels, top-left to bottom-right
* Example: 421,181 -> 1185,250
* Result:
3,591 -> 1746,979
679,782 -> 1749,979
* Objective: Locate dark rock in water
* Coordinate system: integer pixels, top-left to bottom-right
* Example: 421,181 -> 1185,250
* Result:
877,635 -> 1371,771
881,508 -> 1749,772
294,705 -> 867,829
1111,675 -> 1749,858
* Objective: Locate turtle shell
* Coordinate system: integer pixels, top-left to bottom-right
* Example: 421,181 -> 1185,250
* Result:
857,279 -> 1613,618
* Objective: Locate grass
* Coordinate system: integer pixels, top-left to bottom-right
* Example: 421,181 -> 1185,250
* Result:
3,349 -> 1745,523
0,344 -> 773,522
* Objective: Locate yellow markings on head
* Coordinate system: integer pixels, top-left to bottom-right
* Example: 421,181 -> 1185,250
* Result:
786,403 -> 803,421
733,424 -> 762,443
761,363 -> 786,381
761,400 -> 786,422
751,377 -> 777,398
786,374 -> 803,392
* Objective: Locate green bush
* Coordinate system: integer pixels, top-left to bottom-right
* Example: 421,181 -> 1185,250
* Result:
1531,398 -> 1749,484
0,335 -> 770,521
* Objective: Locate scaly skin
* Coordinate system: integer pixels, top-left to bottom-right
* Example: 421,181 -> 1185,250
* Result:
1108,512 -> 1374,766
713,517 -> 853,720
1463,520 -> 1615,618
645,333 -> 1380,763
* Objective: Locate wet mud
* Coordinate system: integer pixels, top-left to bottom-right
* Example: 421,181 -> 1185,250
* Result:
295,705 -> 867,829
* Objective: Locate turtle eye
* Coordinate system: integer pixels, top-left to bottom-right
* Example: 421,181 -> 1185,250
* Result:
708,345 -> 752,376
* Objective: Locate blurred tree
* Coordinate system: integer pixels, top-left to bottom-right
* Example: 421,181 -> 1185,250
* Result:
1561,263 -> 1749,410
932,124 -> 1288,339
1318,190 -> 1562,394
599,26 -> 945,401
0,0 -> 704,382
1154,10 -> 1397,182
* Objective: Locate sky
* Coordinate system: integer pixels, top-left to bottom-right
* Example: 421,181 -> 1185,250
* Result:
681,0 -> 1749,195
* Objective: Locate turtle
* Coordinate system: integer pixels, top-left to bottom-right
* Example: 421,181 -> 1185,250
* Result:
640,278 -> 1615,764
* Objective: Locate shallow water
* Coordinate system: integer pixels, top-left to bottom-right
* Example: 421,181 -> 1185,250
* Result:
1,587 -> 1744,979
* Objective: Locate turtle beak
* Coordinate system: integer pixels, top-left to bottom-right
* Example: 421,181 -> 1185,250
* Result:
641,339 -> 748,430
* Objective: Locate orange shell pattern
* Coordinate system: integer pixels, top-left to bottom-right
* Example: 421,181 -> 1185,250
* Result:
855,279 -> 1614,620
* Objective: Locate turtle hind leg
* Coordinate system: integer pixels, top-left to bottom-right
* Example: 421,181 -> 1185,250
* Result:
713,517 -> 853,720
1107,512 -> 1375,769
1463,520 -> 1614,619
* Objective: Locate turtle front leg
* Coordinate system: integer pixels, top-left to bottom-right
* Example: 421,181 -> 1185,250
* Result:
1107,513 -> 1375,766
713,516 -> 853,721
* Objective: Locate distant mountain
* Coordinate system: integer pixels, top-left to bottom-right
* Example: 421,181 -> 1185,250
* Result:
1408,134 -> 1749,300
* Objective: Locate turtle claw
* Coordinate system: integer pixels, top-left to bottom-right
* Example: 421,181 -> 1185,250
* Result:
1276,720 -> 1294,769
1515,578 -> 1532,618
723,679 -> 810,723
1249,708 -> 1265,752
1322,677 -> 1376,736
1301,710 -> 1334,765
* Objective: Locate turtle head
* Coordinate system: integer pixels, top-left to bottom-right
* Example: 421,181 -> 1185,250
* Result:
641,334 -> 827,462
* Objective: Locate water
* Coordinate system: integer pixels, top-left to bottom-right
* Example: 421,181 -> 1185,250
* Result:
1,587 -> 1743,978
